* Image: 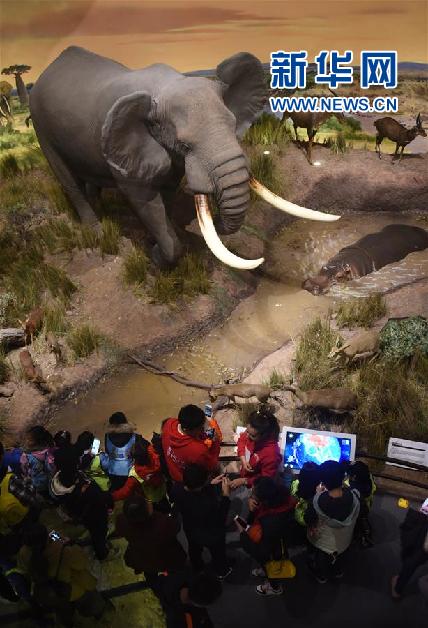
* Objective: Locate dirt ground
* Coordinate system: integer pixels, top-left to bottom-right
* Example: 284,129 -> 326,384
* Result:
1,142 -> 427,442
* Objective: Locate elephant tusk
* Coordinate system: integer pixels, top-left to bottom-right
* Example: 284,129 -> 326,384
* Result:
249,177 -> 341,222
194,195 -> 264,270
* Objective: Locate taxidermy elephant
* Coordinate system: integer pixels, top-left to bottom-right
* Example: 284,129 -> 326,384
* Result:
30,46 -> 339,270
302,224 -> 428,295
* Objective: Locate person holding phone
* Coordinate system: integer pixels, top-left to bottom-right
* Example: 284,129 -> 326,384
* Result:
230,410 -> 281,491
161,405 -> 222,483
235,477 -> 296,597
172,464 -> 232,579
75,431 -> 110,491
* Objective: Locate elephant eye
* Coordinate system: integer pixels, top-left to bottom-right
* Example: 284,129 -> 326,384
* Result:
179,141 -> 191,154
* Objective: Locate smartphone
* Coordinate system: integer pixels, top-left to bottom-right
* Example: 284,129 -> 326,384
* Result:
91,438 -> 100,455
49,530 -> 61,542
234,515 -> 249,530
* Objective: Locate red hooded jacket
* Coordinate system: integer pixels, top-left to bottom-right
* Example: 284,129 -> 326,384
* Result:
111,444 -> 165,502
161,418 -> 222,482
237,431 -> 282,487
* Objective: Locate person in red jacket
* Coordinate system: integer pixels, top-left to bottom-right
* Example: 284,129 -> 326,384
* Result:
111,435 -> 168,510
230,409 -> 281,490
161,405 -> 222,483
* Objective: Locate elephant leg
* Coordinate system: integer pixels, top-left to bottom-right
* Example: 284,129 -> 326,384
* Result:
85,183 -> 101,207
36,132 -> 99,226
123,188 -> 183,267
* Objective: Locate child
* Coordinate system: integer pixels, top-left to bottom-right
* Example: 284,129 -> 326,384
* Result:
111,436 -> 168,510
75,431 -> 110,491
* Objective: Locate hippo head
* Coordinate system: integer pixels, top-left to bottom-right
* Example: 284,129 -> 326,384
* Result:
302,274 -> 332,295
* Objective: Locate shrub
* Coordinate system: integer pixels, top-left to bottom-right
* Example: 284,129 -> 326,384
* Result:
379,316 -> 428,360
294,317 -> 343,390
329,131 -> 348,154
0,154 -> 20,178
123,245 -> 148,286
99,218 -> 120,255
67,325 -> 102,358
335,294 -> 387,329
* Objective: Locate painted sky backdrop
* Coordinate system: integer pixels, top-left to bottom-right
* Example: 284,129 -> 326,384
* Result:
1,1 -> 427,82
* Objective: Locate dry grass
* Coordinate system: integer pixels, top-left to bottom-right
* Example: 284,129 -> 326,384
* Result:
243,113 -> 291,147
99,218 -> 121,256
263,368 -> 288,390
294,317 -> 344,390
122,245 -> 148,287
0,349 -> 9,384
335,294 -> 387,329
149,253 -> 211,304
349,352 -> 428,452
66,324 -> 102,359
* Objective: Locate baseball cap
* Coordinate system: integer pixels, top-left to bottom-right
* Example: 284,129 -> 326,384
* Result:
420,498 -> 428,515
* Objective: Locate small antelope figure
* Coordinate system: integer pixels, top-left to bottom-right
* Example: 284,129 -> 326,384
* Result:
20,307 -> 44,345
374,113 -> 426,163
282,111 -> 345,164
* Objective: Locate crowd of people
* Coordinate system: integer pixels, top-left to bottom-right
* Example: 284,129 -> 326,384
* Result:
0,404 -> 427,626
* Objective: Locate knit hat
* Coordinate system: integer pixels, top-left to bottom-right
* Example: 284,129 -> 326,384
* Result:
420,498 -> 428,516
108,412 -> 128,426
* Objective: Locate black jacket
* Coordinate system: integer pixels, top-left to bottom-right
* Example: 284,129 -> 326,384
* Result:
172,484 -> 230,545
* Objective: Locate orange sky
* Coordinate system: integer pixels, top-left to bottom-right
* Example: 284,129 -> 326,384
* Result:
1,1 -> 427,83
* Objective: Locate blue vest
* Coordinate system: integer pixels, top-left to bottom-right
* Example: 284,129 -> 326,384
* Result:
104,434 -> 136,477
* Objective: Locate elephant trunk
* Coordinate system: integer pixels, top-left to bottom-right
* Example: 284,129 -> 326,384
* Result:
210,148 -> 250,235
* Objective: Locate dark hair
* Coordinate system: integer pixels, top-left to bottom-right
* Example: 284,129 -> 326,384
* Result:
188,571 -> 222,606
0,441 -> 4,458
253,477 -> 289,508
123,496 -> 151,523
108,412 -> 128,426
75,431 -> 94,454
320,460 -> 345,490
132,436 -> 150,466
178,405 -> 205,431
348,461 -> 372,497
297,462 -> 321,500
54,446 -> 79,487
183,464 -> 209,490
54,430 -> 71,449
247,410 -> 280,441
26,425 -> 54,449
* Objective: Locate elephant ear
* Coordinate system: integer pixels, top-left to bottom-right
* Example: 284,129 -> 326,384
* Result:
101,91 -> 171,180
216,52 -> 267,138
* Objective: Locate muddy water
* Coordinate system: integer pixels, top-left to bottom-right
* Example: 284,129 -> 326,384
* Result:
51,213 -> 427,440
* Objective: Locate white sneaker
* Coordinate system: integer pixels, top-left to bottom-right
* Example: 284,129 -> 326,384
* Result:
256,581 -> 283,596
251,567 -> 266,577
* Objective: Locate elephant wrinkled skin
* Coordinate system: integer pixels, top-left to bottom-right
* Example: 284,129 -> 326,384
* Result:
30,46 -> 337,269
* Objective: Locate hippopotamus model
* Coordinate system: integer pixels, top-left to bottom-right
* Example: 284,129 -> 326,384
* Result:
302,224 -> 428,295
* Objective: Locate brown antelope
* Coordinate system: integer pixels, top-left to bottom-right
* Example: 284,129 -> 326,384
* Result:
374,113 -> 426,163
281,110 -> 346,164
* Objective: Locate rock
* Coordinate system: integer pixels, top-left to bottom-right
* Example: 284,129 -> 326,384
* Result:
0,328 -> 25,351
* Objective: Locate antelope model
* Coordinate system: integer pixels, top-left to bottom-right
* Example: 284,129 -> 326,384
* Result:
374,113 -> 426,163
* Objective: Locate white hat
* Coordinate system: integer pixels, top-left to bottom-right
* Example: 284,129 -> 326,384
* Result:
420,498 -> 428,516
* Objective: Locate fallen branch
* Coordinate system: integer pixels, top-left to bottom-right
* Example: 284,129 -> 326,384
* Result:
128,354 -> 212,391
0,328 -> 25,350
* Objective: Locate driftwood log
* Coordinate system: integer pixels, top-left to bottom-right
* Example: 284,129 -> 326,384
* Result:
0,328 -> 25,350
129,354 -> 211,390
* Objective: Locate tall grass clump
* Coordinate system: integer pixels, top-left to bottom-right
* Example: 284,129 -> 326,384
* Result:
250,152 -> 283,198
99,218 -> 121,255
0,154 -> 20,179
264,368 -> 287,390
150,253 -> 210,304
350,353 -> 428,452
243,113 -> 290,147
43,302 -> 69,334
329,131 -> 348,154
294,318 -> 343,390
122,245 -> 148,286
67,324 -> 102,358
335,294 -> 386,329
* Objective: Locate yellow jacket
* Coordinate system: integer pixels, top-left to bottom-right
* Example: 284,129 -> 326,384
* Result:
0,473 -> 29,534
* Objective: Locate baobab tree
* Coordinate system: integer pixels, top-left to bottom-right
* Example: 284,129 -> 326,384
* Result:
1,65 -> 32,106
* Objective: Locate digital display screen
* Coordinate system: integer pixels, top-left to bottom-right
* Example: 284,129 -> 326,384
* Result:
284,431 -> 353,469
